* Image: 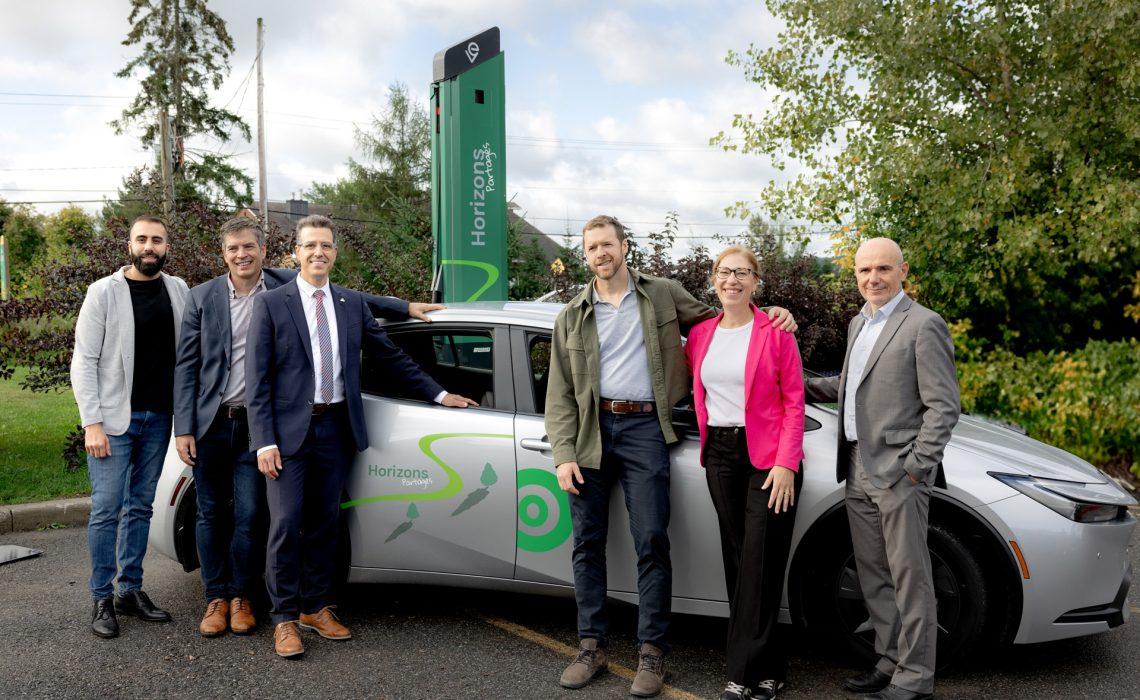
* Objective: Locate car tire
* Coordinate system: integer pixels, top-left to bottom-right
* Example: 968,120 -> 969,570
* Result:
800,521 -> 988,671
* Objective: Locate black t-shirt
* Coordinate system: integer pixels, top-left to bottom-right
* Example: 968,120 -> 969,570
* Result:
126,276 -> 175,413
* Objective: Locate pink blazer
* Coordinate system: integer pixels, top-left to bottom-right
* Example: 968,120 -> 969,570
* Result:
685,305 -> 805,472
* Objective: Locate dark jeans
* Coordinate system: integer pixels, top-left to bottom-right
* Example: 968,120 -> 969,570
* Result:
569,411 -> 671,650
193,411 -> 265,601
704,426 -> 801,687
265,409 -> 354,624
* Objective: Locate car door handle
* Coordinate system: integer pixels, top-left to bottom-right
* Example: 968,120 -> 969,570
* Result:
520,438 -> 552,453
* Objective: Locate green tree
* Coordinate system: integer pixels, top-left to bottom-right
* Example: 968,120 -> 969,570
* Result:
0,201 -> 44,294
716,0 -> 1140,352
308,83 -> 434,300
112,0 -> 253,206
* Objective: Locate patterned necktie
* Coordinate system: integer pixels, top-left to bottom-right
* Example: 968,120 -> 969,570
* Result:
313,289 -> 333,403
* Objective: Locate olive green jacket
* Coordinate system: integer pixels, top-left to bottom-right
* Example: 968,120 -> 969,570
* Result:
545,269 -> 715,469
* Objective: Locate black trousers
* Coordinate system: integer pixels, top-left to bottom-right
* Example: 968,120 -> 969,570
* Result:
704,426 -> 802,687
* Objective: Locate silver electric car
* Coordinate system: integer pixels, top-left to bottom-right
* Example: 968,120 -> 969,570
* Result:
149,302 -> 1135,667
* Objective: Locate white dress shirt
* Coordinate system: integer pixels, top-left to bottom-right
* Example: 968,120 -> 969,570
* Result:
843,290 -> 906,441
295,275 -> 345,404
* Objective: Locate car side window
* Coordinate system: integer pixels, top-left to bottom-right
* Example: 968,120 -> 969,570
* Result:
363,328 -> 496,408
529,334 -> 551,411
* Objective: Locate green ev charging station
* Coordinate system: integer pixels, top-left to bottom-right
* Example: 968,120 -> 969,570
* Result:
430,27 -> 508,303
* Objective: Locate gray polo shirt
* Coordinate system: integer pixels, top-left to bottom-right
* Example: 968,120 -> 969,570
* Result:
593,274 -> 654,401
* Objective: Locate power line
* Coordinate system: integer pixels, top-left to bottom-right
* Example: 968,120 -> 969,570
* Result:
0,91 -> 130,99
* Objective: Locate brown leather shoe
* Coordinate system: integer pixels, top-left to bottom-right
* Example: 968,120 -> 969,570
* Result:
229,597 -> 256,635
298,605 -> 352,640
559,638 -> 608,689
630,642 -> 667,697
274,621 -> 304,658
199,598 -> 229,637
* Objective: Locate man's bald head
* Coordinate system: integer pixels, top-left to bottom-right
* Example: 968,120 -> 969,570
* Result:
854,237 -> 908,312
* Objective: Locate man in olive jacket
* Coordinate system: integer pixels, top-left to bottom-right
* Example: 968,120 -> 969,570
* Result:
545,215 -> 794,697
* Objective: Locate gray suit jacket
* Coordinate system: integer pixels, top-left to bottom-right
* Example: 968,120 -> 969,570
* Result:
173,268 -> 414,440
805,295 -> 960,489
70,266 -> 190,435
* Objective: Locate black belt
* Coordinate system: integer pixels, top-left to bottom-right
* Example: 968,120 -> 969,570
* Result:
312,402 -> 345,416
222,405 -> 246,420
600,398 -> 656,414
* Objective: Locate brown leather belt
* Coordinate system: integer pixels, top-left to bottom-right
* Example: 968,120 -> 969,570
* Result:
223,405 -> 246,420
600,398 -> 656,414
311,402 -> 345,416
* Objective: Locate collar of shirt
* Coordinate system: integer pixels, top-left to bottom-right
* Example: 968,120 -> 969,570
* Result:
859,289 -> 906,325
590,270 -> 635,306
226,272 -> 265,299
295,274 -> 330,300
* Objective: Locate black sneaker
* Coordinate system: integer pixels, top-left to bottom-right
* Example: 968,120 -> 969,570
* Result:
753,679 -> 785,700
114,590 -> 172,622
91,598 -> 119,638
720,681 -> 752,700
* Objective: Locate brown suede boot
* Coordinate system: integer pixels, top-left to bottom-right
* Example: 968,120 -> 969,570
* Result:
559,638 -> 608,689
630,642 -> 667,697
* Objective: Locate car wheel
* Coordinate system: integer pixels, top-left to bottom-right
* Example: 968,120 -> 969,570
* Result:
801,522 -> 988,670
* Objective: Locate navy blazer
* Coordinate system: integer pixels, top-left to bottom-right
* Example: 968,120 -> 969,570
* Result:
173,268 -> 411,441
244,279 -> 443,456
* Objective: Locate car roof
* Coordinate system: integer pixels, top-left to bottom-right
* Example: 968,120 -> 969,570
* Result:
374,300 -> 564,329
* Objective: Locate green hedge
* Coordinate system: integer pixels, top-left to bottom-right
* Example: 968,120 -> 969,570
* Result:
953,328 -> 1140,480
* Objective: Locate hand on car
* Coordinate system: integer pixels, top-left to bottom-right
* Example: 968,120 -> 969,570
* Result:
441,393 -> 479,408
557,461 -> 585,495
408,302 -> 445,322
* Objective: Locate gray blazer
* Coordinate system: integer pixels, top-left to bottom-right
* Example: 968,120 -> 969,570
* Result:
173,268 -> 415,441
805,295 -> 960,489
70,266 -> 190,435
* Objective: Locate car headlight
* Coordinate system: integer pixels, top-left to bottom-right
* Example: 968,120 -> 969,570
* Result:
989,472 -> 1134,523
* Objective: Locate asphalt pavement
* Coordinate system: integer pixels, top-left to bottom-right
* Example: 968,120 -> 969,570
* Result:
1,523 -> 1137,699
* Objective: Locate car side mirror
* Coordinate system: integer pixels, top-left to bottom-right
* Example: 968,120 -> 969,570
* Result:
671,396 -> 698,437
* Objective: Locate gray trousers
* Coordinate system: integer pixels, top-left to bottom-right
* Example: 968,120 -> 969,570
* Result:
846,443 -> 937,694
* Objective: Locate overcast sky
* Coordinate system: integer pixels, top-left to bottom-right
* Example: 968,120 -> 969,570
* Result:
0,0 -> 815,250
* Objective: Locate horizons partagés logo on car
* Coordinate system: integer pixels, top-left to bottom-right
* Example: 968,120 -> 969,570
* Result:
366,465 -> 433,488
465,41 -> 480,63
469,142 -> 497,248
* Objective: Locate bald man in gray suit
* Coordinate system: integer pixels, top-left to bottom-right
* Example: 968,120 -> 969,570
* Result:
806,238 -> 960,700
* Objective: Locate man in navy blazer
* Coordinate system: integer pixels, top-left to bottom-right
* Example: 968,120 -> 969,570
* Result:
173,216 -> 440,639
245,214 -> 476,658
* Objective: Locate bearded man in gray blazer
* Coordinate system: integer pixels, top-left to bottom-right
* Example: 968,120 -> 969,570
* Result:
806,238 -> 960,700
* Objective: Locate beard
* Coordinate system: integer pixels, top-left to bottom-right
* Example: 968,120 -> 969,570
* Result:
590,255 -> 624,281
131,251 -> 166,276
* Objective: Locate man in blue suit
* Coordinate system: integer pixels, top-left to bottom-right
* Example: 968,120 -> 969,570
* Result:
173,216 -> 440,639
245,214 -> 476,658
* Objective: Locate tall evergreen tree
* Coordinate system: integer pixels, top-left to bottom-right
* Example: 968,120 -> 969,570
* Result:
112,0 -> 253,206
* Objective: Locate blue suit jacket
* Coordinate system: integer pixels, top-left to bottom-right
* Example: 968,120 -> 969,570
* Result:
173,268 -> 412,441
244,279 -> 442,456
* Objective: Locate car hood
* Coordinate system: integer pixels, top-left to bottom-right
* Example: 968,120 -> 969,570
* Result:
948,415 -> 1107,483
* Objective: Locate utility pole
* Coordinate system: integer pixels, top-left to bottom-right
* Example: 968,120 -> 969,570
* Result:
159,110 -> 175,220
257,17 -> 268,223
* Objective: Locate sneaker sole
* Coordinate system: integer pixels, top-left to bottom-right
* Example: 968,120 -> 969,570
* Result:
297,622 -> 352,640
559,665 -> 608,689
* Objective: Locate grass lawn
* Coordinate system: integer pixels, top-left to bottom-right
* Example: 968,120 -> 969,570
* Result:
0,368 -> 89,505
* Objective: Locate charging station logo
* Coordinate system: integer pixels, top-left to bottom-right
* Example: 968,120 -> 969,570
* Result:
465,41 -> 480,63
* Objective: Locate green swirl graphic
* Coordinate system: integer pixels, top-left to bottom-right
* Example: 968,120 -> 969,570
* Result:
440,259 -> 500,301
340,433 -> 510,509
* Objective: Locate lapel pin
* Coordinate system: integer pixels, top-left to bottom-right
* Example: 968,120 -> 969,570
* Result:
339,297 -> 345,303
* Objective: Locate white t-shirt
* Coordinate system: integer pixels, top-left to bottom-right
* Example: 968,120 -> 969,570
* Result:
700,320 -> 752,427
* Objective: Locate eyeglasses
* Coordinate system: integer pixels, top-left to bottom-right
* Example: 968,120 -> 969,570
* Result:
714,266 -> 756,280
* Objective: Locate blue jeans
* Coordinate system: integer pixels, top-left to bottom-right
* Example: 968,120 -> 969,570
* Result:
193,412 -> 265,601
569,411 -> 672,650
87,411 -> 172,601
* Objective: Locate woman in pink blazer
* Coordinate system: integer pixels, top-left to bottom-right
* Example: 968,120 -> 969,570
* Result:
685,245 -> 805,700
